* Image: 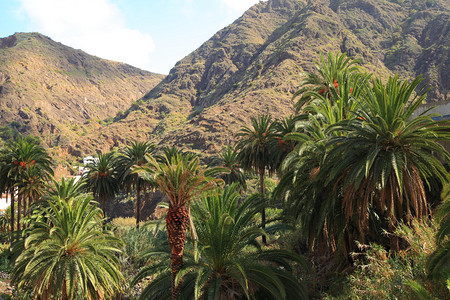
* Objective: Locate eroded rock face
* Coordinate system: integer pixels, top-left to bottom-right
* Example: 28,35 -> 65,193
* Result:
3,0 -> 449,163
76,0 -> 448,159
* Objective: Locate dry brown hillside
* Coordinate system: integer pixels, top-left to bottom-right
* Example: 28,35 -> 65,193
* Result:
0,32 -> 164,150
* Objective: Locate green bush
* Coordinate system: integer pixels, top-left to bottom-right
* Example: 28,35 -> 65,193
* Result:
324,220 -> 449,299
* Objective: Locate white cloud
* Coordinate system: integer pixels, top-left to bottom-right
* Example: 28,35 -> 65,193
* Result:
18,0 -> 155,71
221,0 -> 259,12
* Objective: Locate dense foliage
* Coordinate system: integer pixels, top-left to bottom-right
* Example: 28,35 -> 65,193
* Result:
132,185 -> 308,300
11,188 -> 124,299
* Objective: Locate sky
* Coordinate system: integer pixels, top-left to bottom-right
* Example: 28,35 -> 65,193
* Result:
0,0 -> 260,74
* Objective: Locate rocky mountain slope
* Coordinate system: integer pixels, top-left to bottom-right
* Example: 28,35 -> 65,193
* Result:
1,0 -> 448,163
0,32 -> 164,149
69,0 -> 448,159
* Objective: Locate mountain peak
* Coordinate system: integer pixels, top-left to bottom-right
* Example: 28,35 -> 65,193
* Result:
0,32 -> 164,152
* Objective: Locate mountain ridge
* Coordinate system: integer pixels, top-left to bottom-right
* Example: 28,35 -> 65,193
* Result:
71,0 -> 448,159
1,0 -> 448,166
0,32 -> 164,150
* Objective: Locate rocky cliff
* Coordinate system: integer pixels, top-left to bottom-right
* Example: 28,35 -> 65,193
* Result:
72,0 -> 448,159
2,0 -> 448,162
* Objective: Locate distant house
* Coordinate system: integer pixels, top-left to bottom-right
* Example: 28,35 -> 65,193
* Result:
77,156 -> 100,176
74,155 -> 101,180
83,156 -> 99,166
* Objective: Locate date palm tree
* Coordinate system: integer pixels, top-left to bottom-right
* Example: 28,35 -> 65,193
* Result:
85,151 -> 119,218
292,51 -> 361,112
271,115 -> 302,173
11,193 -> 124,299
216,145 -> 247,191
118,141 -> 156,227
47,177 -> 86,201
323,75 -> 449,251
275,52 -> 373,255
132,185 -> 309,300
0,135 -> 53,233
235,114 -> 276,244
133,151 -> 226,299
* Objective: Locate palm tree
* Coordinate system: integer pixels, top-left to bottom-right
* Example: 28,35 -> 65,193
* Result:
235,114 -> 276,244
85,151 -> 120,218
0,147 -> 17,234
156,146 -> 198,164
132,185 -> 309,299
133,151 -> 226,299
292,51 -> 361,112
271,115 -> 302,173
0,135 -> 53,233
118,141 -> 156,227
18,165 -> 47,223
275,52 -> 372,254
216,145 -> 247,191
322,75 -> 449,251
11,193 -> 124,299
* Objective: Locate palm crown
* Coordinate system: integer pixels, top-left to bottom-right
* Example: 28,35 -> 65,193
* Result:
117,140 -> 156,227
85,151 -> 120,218
11,193 -> 124,299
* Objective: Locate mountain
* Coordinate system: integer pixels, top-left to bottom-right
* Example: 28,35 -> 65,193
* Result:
2,0 -> 448,163
69,0 -> 448,159
0,32 -> 164,150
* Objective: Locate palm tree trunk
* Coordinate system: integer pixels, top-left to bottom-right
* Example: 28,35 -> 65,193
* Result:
62,278 -> 68,300
166,205 -> 189,300
101,195 -> 107,219
389,222 -> 399,252
136,176 -> 141,228
17,194 -> 21,232
22,196 -> 28,230
9,188 -> 14,237
260,168 -> 267,245
23,196 -> 27,219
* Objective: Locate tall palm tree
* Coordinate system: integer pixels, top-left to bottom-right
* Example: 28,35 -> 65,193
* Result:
18,165 -> 47,220
275,52 -> 371,254
133,151 -> 226,299
271,115 -> 302,173
11,193 -> 124,299
118,141 -> 156,227
85,151 -> 120,218
323,75 -> 449,251
0,147 -> 17,234
0,135 -> 53,233
235,114 -> 276,244
216,145 -> 247,191
132,185 -> 309,300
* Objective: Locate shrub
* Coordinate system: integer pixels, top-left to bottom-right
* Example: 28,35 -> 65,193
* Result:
324,220 -> 448,299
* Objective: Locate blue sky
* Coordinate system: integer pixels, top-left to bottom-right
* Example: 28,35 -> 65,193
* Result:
0,0 -> 260,74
